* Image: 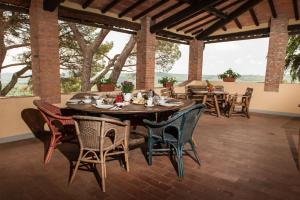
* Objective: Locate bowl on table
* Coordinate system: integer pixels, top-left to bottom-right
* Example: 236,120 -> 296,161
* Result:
83,99 -> 92,104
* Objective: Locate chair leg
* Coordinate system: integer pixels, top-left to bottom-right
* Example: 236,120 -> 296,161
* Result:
228,104 -> 234,118
124,148 -> 130,172
101,162 -> 106,192
190,140 -> 201,166
147,137 -> 153,166
69,150 -> 83,184
177,148 -> 184,178
44,135 -> 60,164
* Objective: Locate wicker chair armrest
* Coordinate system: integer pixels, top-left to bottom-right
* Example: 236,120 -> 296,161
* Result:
39,106 -> 73,121
73,115 -> 128,127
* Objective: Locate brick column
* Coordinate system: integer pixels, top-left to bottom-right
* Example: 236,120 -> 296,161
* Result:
136,17 -> 156,90
30,0 -> 61,103
264,15 -> 288,92
188,39 -> 204,81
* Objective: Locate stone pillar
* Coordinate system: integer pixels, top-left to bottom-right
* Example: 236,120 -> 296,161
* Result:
188,39 -> 204,81
264,15 -> 289,92
136,17 -> 156,90
30,0 -> 61,103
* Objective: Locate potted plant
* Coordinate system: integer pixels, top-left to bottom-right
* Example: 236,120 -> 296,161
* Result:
218,68 -> 241,82
97,77 -> 115,92
121,81 -> 134,102
158,76 -> 177,88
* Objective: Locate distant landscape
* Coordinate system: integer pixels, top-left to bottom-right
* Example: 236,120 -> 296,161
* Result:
1,72 -> 296,96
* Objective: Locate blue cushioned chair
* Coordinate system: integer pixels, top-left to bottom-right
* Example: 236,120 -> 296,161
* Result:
143,104 -> 206,177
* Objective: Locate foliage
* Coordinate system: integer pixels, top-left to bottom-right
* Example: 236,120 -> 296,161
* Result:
121,81 -> 134,93
59,22 -> 113,79
0,11 -> 31,96
155,40 -> 181,72
218,68 -> 241,79
285,35 -> 300,82
158,76 -> 177,85
61,77 -> 81,93
99,77 -> 112,84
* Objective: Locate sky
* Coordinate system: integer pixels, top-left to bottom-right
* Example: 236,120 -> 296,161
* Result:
3,30 -> 270,75
103,31 -> 269,75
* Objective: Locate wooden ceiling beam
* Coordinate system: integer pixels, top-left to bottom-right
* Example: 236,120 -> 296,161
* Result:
132,0 -> 169,21
0,2 -> 28,13
176,0 -> 244,32
267,0 -> 277,18
196,0 -> 263,40
59,6 -> 140,30
205,7 -> 227,19
43,0 -> 61,11
101,0 -> 120,13
205,24 -> 300,43
292,0 -> 299,20
118,0 -> 146,18
152,1 -> 184,20
150,0 -> 222,33
82,0 -> 94,9
167,0 -> 226,29
234,18 -> 242,29
185,17 -> 218,34
249,8 -> 259,26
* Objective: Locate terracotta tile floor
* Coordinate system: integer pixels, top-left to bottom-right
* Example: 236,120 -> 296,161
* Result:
0,114 -> 300,200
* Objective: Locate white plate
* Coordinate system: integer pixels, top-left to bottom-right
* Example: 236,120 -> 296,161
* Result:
94,104 -> 114,109
67,99 -> 81,104
160,103 -> 181,107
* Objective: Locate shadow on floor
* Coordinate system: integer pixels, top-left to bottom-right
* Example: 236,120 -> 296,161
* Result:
21,108 -> 51,161
282,117 -> 300,170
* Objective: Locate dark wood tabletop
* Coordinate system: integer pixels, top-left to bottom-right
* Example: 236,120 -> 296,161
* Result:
66,99 -> 195,115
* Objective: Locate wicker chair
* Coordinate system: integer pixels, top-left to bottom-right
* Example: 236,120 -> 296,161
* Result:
70,116 -> 130,192
33,100 -> 75,164
227,87 -> 254,118
143,104 -> 206,178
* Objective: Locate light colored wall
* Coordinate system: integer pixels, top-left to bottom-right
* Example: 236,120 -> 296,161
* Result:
0,96 -> 38,139
1,83 -> 299,141
174,81 -> 300,115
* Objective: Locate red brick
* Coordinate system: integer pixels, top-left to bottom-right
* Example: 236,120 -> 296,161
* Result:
136,17 -> 155,90
264,15 -> 288,92
30,0 -> 61,103
188,39 -> 204,81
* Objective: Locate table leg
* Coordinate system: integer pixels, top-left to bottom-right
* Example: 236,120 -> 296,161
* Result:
214,95 -> 221,117
202,95 -> 207,104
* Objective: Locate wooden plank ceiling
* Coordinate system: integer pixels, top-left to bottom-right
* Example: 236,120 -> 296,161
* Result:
1,0 -> 300,43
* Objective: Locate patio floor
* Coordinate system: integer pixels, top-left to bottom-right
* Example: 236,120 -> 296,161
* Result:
0,113 -> 300,200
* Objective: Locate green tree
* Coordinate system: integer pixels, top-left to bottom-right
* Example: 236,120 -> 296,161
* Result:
156,40 -> 181,72
60,22 -> 181,93
285,35 -> 300,82
0,10 -> 31,96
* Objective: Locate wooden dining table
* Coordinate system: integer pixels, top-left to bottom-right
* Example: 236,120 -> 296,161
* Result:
190,90 -> 228,117
66,99 -> 195,121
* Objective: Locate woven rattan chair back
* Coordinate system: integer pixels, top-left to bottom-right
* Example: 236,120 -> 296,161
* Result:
179,104 -> 205,144
33,100 -> 74,164
70,116 -> 130,192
